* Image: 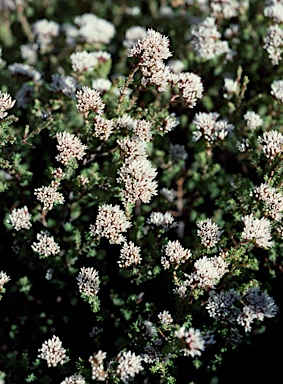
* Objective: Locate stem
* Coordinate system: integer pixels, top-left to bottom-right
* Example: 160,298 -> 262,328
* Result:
16,4 -> 34,43
117,62 -> 140,115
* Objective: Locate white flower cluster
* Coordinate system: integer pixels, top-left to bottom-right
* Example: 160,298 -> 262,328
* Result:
93,116 -> 114,141
187,254 -> 229,289
197,218 -> 224,248
244,111 -> 263,130
171,72 -> 204,108
56,131 -> 87,165
237,138 -> 250,152
60,374 -> 85,384
210,0 -> 242,19
0,91 -> 16,119
128,28 -> 172,92
258,130 -> 283,159
147,211 -> 177,230
117,137 -> 147,160
241,214 -> 273,248
118,242 -> 142,268
34,185 -> 64,211
252,183 -> 283,221
117,156 -> 158,205
49,74 -> 78,98
263,25 -> 283,65
90,204 -> 131,244
161,240 -> 191,270
20,43 -> 38,65
31,232 -> 60,258
32,19 -> 59,49
92,78 -> 112,93
38,335 -> 68,367
7,206 -> 32,231
264,1 -> 283,24
142,320 -> 158,339
70,51 -> 97,72
127,28 -> 203,104
123,26 -> 147,48
0,271 -> 10,291
191,17 -> 230,61
175,327 -> 206,357
223,78 -> 238,99
158,310 -> 173,325
77,267 -> 100,296
271,79 -> 283,102
116,351 -> 143,383
74,13 -> 115,44
89,351 -> 107,381
192,112 -> 234,144
76,86 -> 105,116
206,287 -> 277,332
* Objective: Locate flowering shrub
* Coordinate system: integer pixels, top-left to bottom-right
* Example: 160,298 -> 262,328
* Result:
1,0 -> 283,383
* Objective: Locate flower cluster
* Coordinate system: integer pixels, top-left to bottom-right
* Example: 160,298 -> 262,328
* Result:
242,214 -> 273,248
38,335 -> 68,367
89,351 -> 108,381
0,91 -> 16,119
252,183 -> 283,221
117,156 -> 158,205
128,28 -> 172,92
60,374 -> 86,384
175,327 -> 206,357
34,185 -> 64,211
161,240 -> 191,269
244,111 -> 263,130
76,267 -> 100,296
50,74 -> 78,98
186,254 -> 229,289
56,131 -> 87,165
31,232 -> 60,258
0,271 -> 10,292
74,13 -> 115,44
32,19 -> 60,49
7,206 -> 32,231
76,86 -> 105,116
90,204 -> 131,244
118,242 -> 142,268
197,218 -> 224,248
192,112 -> 234,144
191,17 -> 230,61
258,130 -> 283,159
206,286 -> 278,332
116,351 -> 143,383
147,211 -> 177,230
263,25 -> 283,65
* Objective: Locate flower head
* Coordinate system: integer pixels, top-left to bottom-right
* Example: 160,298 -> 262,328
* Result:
38,335 -> 68,367
0,91 -> 16,119
116,351 -> 143,383
7,206 -> 32,231
90,204 -> 131,244
242,214 -> 273,248
56,131 -> 87,165
77,267 -> 100,296
31,232 -> 60,258
118,242 -> 142,268
76,86 -> 105,116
